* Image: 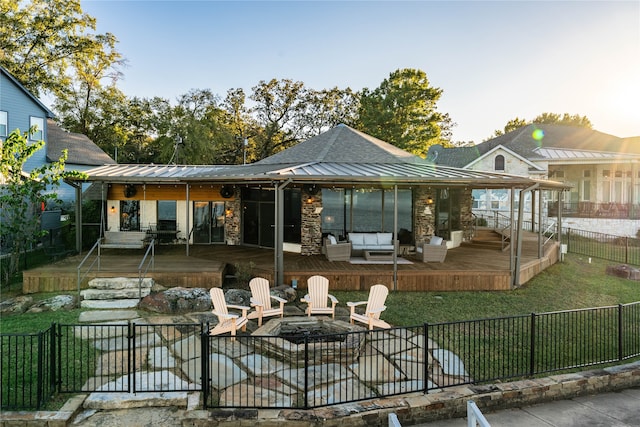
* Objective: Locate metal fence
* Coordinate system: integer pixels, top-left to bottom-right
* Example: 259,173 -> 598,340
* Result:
562,227 -> 640,266
2,303 -> 639,410
0,325 -> 56,410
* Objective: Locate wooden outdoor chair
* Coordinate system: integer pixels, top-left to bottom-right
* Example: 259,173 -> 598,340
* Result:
300,275 -> 339,318
247,277 -> 287,327
209,288 -> 249,339
347,284 -> 391,330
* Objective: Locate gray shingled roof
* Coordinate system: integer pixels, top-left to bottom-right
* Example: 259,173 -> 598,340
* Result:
46,120 -> 115,166
256,124 -> 428,165
428,124 -> 640,167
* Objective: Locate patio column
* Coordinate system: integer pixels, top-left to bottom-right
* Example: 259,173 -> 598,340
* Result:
514,183 -> 539,288
185,183 -> 190,256
274,179 -> 292,286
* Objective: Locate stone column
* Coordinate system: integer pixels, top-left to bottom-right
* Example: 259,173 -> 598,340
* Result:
301,190 -> 322,255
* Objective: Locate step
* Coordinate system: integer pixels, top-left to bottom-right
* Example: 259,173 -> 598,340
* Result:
88,277 -> 154,290
78,310 -> 140,322
81,288 -> 151,301
81,299 -> 141,309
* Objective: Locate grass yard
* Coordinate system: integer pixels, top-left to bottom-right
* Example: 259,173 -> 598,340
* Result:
334,253 -> 640,326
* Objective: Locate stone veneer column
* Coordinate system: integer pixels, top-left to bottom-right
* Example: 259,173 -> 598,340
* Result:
224,190 -> 241,245
414,187 -> 436,245
301,190 -> 322,255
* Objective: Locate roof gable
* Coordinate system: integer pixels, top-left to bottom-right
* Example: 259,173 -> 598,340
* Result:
46,120 -> 115,166
430,124 -> 640,167
0,66 -> 55,118
256,124 -> 429,165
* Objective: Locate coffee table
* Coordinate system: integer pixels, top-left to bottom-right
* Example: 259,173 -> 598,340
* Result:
364,250 -> 394,261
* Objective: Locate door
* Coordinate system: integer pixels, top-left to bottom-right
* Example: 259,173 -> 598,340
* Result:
193,201 -> 225,244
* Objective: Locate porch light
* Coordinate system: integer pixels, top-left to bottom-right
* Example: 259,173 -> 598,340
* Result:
225,208 -> 233,218
110,205 -> 116,213
426,196 -> 434,204
306,196 -> 314,204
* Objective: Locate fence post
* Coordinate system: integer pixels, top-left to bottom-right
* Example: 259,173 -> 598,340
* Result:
618,304 -> 624,362
304,332 -> 310,409
129,322 -> 134,393
529,313 -> 536,377
36,329 -> 44,409
201,323 -> 209,409
56,323 -> 62,391
424,323 -> 429,395
49,323 -> 56,395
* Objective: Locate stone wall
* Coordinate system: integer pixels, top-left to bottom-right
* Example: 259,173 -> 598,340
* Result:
224,190 -> 241,245
301,189 -> 323,255
562,217 -> 640,238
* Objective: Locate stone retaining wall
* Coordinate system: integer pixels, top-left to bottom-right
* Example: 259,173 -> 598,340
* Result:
2,361 -> 638,426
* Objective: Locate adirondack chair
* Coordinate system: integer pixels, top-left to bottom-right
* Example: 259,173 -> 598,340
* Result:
247,277 -> 287,327
300,275 -> 339,319
346,284 -> 391,330
209,288 -> 249,339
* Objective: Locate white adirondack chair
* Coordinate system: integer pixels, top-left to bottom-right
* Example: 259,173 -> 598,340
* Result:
347,284 -> 391,330
247,277 -> 287,327
300,275 -> 339,318
209,288 -> 249,339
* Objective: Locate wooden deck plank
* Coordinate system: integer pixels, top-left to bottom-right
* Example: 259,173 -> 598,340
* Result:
22,233 -> 558,294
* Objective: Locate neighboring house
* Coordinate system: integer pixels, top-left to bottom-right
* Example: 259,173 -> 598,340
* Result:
0,65 -> 115,202
427,124 -> 640,236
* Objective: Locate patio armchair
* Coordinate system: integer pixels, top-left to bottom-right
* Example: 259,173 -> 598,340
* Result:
247,277 -> 287,327
416,236 -> 448,263
301,275 -> 339,318
209,288 -> 249,339
346,284 -> 391,330
324,235 -> 352,261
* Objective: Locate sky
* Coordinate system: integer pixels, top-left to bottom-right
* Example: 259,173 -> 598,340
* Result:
82,0 -> 640,144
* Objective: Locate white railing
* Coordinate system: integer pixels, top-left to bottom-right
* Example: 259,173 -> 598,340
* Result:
467,400 -> 491,427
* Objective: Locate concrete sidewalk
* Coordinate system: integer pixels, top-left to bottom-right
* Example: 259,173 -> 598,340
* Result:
418,387 -> 640,426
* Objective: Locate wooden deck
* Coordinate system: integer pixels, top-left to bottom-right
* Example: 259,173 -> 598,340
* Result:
23,232 -> 559,294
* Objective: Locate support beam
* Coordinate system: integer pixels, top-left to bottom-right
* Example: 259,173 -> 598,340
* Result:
274,179 -> 292,286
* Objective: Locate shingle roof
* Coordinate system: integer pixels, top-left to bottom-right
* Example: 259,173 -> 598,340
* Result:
256,124 -> 428,165
46,120 -> 115,166
75,124 -> 568,190
429,124 -> 640,167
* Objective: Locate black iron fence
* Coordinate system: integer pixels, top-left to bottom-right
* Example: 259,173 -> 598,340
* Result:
2,303 -> 639,410
562,227 -> 640,266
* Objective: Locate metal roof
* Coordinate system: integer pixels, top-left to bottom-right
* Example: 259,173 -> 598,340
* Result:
77,161 -> 567,190
535,147 -> 640,161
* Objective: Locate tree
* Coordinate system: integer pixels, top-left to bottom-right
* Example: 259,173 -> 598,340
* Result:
250,79 -> 308,160
493,117 -> 528,137
298,87 -> 360,139
491,113 -> 593,139
533,112 -> 592,128
0,129 -> 84,284
357,68 -> 452,156
0,0 -> 122,100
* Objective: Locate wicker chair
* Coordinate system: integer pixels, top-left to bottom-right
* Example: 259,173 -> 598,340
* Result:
324,236 -> 352,261
417,237 -> 448,263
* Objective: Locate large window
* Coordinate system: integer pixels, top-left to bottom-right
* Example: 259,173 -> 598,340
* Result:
321,188 -> 412,239
157,201 -> 177,230
29,116 -> 44,141
0,111 -> 7,137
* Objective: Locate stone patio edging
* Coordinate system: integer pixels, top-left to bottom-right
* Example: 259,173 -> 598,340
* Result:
1,360 -> 638,426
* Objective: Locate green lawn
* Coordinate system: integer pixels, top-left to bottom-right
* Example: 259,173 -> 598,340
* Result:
333,253 -> 640,326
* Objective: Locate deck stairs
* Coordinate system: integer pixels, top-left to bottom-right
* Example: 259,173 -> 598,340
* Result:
463,228 -> 510,251
80,277 -> 154,309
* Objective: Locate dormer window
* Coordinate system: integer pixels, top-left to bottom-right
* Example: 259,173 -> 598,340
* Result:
29,116 -> 44,141
494,154 -> 505,171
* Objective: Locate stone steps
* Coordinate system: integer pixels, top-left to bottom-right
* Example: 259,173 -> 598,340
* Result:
80,277 -> 154,310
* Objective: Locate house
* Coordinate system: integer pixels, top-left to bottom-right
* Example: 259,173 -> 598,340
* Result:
0,65 -> 115,202
428,124 -> 640,236
71,124 -> 567,287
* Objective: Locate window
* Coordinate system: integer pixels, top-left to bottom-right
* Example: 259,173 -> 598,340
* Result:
120,200 -> 140,231
29,116 -> 44,141
583,170 -> 591,178
494,155 -> 505,171
0,111 -> 7,137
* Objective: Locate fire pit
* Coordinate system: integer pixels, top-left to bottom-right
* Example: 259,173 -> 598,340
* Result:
252,316 -> 366,366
